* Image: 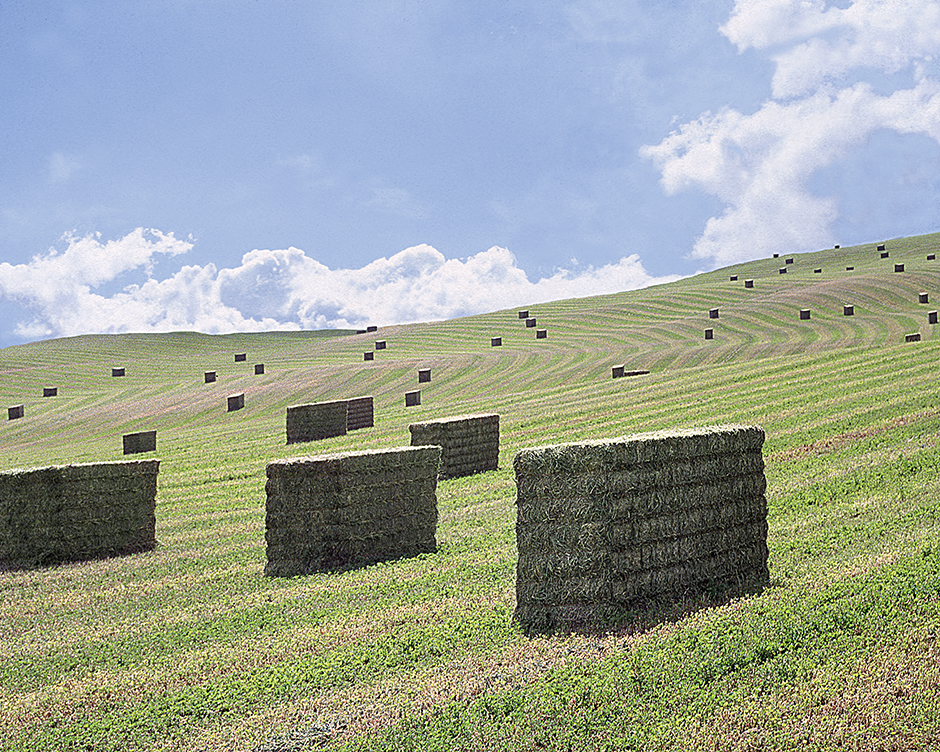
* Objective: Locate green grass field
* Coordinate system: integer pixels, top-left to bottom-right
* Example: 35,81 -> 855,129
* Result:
1,235 -> 939,751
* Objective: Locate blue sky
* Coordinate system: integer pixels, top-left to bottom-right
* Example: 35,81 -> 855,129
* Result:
2,0 -> 939,346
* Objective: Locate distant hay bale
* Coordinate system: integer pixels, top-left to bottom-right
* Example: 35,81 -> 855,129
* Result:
0,460 -> 159,570
227,393 -> 245,412
906,333 -> 922,342
43,387 -> 57,397
518,310 -> 529,319
536,329 -> 548,339
286,400 -> 348,444
895,264 -> 905,273
877,243 -> 886,251
744,279 -> 754,288
929,311 -> 938,325
8,405 -> 24,421
405,390 -> 421,407
254,364 -> 265,375
785,258 -> 794,264
491,337 -> 502,347
123,430 -> 156,455
525,318 -> 537,328
356,329 -> 367,335
612,365 -> 625,379
779,267 -> 787,274
704,328 -> 714,340
730,275 -> 738,281
513,425 -> 769,631
835,244 -> 840,249
234,353 -> 247,362
111,367 -> 125,377
846,266 -> 854,271
367,325 -> 378,332
773,253 -> 779,258
375,340 -> 387,350
204,371 -> 217,384
919,293 -> 929,304
345,396 -> 374,431
418,368 -> 432,383
881,252 -> 890,259
843,305 -> 854,316
708,308 -> 719,319
814,268 -> 822,274
265,445 -> 440,576
623,369 -> 650,377
364,352 -> 374,361
800,309 -> 811,320
409,413 -> 499,480
928,254 -> 936,261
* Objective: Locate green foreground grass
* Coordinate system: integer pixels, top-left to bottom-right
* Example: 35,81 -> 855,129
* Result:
1,236 -> 940,750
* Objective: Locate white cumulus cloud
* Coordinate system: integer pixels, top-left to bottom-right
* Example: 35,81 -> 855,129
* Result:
642,0 -> 940,267
0,230 -> 678,341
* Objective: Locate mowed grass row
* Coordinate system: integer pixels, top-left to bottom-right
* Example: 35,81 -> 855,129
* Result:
0,234 -> 939,750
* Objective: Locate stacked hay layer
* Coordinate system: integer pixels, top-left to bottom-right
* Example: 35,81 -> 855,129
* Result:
514,425 -> 768,631
265,445 -> 441,576
0,460 -> 159,570
123,430 -> 156,455
345,396 -> 374,431
286,400 -> 348,444
409,413 -> 499,480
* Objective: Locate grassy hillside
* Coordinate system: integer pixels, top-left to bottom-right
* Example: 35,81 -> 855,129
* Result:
1,234 -> 939,750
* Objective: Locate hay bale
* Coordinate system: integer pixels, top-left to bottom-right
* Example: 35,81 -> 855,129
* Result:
525,318 -> 537,328
708,308 -> 719,319
622,370 -> 650,378
234,353 -> 247,362
364,352 -> 374,361
513,425 -> 769,631
814,268 -> 822,274
730,275 -> 738,281
835,244 -> 840,249
744,279 -> 754,289
928,254 -> 936,261
111,367 -> 125,377
345,396 -> 374,431
843,305 -> 854,316
405,390 -> 421,407
418,368 -> 432,383
43,387 -> 57,397
409,413 -> 499,480
881,252 -> 890,259
265,445 -> 441,576
846,266 -> 854,271
800,309 -> 811,320
286,400 -> 348,444
929,311 -> 938,325
0,459 -> 159,570
919,293 -> 929,304
536,329 -> 548,339
785,258 -> 794,265
123,430 -> 156,455
518,310 -> 529,319
877,243 -> 886,251
491,337 -> 502,347
254,364 -> 265,375
612,365 -> 625,379
356,329 -> 367,334
773,253 -> 779,258
375,340 -> 387,350
704,328 -> 714,340
227,393 -> 245,412
906,333 -> 922,342
204,371 -> 217,383
895,264 -> 905,273
778,267 -> 787,274
8,405 -> 24,421
367,325 -> 378,332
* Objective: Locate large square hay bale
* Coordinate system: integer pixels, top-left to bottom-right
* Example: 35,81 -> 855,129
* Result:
7,405 -> 24,420
123,430 -> 157,455
286,400 -> 348,444
0,460 -> 159,570
345,396 -> 374,431
409,413 -> 500,480
227,393 -> 245,412
265,445 -> 441,576
513,425 -> 769,631
204,371 -> 217,383
43,387 -> 58,397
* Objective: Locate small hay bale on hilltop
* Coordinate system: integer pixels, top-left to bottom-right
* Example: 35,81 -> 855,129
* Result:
234,353 -> 247,362
405,390 -> 421,407
895,264 -> 905,273
254,364 -> 265,375
409,413 -> 499,480
844,305 -> 855,316
111,367 -> 125,377
929,311 -> 938,325
204,371 -> 217,384
800,309 -> 811,320
919,293 -> 929,304
744,279 -> 754,289
227,393 -> 245,412
513,425 -> 769,632
906,332 -> 922,342
536,329 -> 548,339
7,405 -> 24,420
418,368 -> 432,383
286,400 -> 348,444
123,430 -> 156,455
264,445 -> 441,576
43,387 -> 57,397
0,460 -> 159,570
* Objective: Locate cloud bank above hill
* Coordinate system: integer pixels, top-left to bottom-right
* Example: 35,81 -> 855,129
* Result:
0,229 -> 678,341
641,0 -> 940,267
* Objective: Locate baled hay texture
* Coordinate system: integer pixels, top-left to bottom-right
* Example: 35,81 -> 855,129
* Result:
409,413 -> 499,480
345,396 -> 374,431
43,387 -> 58,397
513,425 -> 768,631
0,460 -> 159,570
227,393 -> 245,411
123,430 -> 157,455
265,445 -> 441,576
286,400 -> 348,444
